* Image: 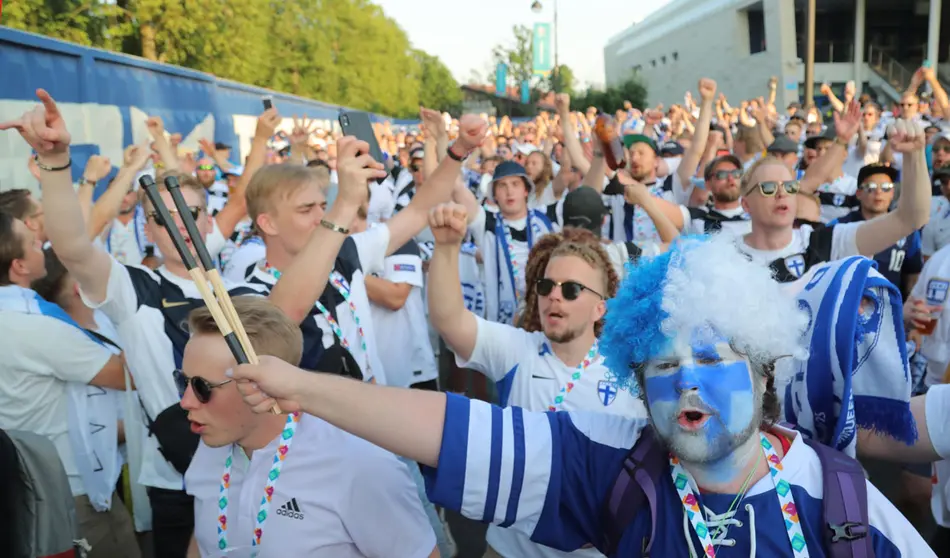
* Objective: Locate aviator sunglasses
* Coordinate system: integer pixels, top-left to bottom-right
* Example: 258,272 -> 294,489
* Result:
147,205 -> 203,228
536,278 -> 605,300
174,368 -> 232,403
860,182 -> 894,193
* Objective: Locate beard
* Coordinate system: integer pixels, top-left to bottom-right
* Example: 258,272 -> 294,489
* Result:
544,320 -> 585,344
649,379 -> 765,465
712,189 -> 740,204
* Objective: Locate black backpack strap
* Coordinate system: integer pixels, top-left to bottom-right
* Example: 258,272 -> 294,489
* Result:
624,241 -> 642,263
601,427 -> 665,556
803,438 -> 874,558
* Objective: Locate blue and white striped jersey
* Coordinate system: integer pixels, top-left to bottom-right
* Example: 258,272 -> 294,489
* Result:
423,394 -> 935,557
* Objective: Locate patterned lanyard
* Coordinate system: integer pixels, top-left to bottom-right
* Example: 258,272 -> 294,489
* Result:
546,342 -> 600,411
262,264 -> 370,372
496,213 -> 534,302
217,412 -> 300,555
669,432 -> 808,557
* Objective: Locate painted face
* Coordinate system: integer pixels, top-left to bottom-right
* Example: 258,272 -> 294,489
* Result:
643,327 -> 762,464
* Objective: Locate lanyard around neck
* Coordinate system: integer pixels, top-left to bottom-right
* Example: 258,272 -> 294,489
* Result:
217,412 -> 300,555
262,264 -> 371,375
669,432 -> 808,557
546,341 -> 600,411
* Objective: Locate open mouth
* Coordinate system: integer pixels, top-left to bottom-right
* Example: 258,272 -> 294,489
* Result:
189,420 -> 205,434
774,203 -> 790,214
677,409 -> 710,430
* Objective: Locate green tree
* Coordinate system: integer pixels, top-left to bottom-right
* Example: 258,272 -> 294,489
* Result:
413,50 -> 462,114
573,73 -> 648,114
548,64 -> 576,97
492,24 -> 535,88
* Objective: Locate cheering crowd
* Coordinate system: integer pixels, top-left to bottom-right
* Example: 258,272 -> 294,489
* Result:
3,65 -> 950,558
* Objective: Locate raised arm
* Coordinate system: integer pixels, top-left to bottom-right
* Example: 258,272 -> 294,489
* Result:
421,107 -> 446,179
87,145 -> 151,239
384,115 -> 487,255
145,116 -> 180,172
556,94 -> 591,177
267,137 -> 383,323
854,120 -> 931,256
677,78 -> 717,196
800,101 -> 859,195
618,171 -> 685,237
1,89 -> 114,303
820,83 -> 845,114
426,203 -> 479,361
214,109 -> 278,238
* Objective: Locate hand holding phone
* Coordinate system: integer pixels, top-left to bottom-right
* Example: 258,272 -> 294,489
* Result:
338,111 -> 385,183
262,96 -> 274,111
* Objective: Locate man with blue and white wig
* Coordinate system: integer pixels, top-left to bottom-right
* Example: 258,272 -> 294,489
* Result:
224,233 -> 934,557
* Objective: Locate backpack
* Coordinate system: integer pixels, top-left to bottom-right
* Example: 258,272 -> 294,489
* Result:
4,429 -> 89,558
601,427 -> 873,557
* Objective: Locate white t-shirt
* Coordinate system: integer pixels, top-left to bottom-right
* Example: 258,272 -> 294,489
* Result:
186,413 -> 435,557
458,317 -> 647,558
369,240 -> 437,388
468,206 -> 559,325
602,240 -> 661,280
927,384 -> 950,527
222,236 -> 266,283
602,180 -> 689,245
0,306 -> 113,496
206,180 -> 230,215
103,208 -> 150,266
911,244 -> 950,386
922,196 -> 950,258
686,205 -> 752,237
80,258 -> 265,490
816,174 -> 859,223
734,222 -> 861,280
369,177 -> 397,224
246,226 -> 391,385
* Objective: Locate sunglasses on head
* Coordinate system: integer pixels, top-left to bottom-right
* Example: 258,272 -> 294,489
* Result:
536,278 -> 604,300
197,164 -> 216,171
714,169 -> 742,181
749,180 -> 800,197
147,205 -> 202,228
860,182 -> 894,193
174,368 -> 232,404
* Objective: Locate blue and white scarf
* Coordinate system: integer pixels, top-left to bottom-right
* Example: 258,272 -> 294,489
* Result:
0,285 -> 120,510
782,256 -> 917,456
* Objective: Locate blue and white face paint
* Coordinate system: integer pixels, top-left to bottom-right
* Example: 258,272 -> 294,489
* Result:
643,325 -> 763,467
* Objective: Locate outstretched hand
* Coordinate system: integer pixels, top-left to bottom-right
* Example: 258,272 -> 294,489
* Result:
0,89 -> 72,162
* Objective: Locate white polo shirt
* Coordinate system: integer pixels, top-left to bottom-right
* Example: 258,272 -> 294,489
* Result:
911,244 -> 950,386
369,240 -> 437,388
456,316 -> 647,558
186,413 -> 436,557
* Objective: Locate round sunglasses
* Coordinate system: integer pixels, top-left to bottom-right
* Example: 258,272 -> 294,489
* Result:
174,368 -> 232,404
536,278 -> 605,300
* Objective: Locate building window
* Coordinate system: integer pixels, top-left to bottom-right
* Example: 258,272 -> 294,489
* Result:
633,64 -> 642,73
672,52 -> 679,61
748,9 -> 766,54
661,55 -> 667,64
651,60 -> 657,67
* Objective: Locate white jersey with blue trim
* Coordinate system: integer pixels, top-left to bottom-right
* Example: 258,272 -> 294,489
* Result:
422,395 -> 935,557
456,317 -> 645,558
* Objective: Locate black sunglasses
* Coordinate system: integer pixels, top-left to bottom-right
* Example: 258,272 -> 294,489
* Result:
536,278 -> 604,300
750,180 -> 800,197
410,164 -> 422,172
174,368 -> 232,404
148,205 -> 202,228
714,169 -> 743,181
860,182 -> 894,193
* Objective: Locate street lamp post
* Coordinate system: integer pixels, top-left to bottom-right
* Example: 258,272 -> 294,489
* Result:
532,0 -> 559,91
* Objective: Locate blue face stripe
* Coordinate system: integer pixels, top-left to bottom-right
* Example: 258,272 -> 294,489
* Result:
482,404 -> 505,523
500,407 -> 526,528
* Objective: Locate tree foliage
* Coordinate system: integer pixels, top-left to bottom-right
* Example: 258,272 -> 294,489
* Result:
572,74 -> 649,114
4,0 -> 462,118
492,24 -> 535,87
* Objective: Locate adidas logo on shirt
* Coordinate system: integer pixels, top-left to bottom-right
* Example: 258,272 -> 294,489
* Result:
276,498 -> 304,520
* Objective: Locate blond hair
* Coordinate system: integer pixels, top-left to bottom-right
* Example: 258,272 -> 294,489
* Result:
188,296 -> 303,365
139,172 -> 206,211
246,164 -> 322,234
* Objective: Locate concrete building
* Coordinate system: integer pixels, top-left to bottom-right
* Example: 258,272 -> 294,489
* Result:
604,0 -> 949,108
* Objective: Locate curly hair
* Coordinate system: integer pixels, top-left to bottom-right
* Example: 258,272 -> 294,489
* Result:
521,227 -> 619,337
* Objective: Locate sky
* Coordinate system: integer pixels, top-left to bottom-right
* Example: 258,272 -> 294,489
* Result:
374,0 -> 672,89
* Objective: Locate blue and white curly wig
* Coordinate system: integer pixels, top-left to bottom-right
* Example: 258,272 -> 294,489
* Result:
600,235 -> 810,393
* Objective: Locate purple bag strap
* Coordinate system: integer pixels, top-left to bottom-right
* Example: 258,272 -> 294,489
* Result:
601,427 -> 665,557
803,438 -> 874,558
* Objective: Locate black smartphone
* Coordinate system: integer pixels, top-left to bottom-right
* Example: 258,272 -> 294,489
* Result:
262,96 -> 273,111
338,111 -> 385,167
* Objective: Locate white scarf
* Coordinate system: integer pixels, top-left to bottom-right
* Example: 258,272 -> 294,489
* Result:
0,285 -> 120,510
782,256 -> 916,456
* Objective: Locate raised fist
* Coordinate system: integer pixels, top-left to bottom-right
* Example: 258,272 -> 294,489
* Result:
429,203 -> 469,246
698,78 -> 717,102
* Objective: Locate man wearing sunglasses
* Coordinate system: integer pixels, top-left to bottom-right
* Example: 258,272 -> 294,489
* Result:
182,296 -> 437,557
686,154 -> 751,236
831,164 -> 922,299
735,118 -> 931,283
426,201 -> 646,558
